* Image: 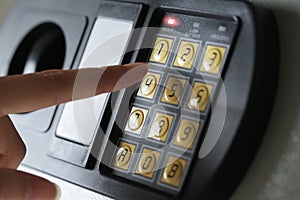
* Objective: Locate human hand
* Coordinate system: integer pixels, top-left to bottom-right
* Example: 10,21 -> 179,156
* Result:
0,62 -> 148,199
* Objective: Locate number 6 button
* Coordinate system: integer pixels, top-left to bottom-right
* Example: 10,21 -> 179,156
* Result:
160,156 -> 187,187
125,107 -> 148,135
187,82 -> 213,112
174,119 -> 200,149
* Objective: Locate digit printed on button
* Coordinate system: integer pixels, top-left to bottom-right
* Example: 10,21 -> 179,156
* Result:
174,119 -> 200,149
125,107 -> 148,135
113,141 -> 136,171
160,156 -> 187,187
200,45 -> 227,74
174,41 -> 199,69
148,112 -> 174,142
137,72 -> 161,99
149,37 -> 174,64
135,148 -> 161,179
187,82 -> 213,112
161,76 -> 187,106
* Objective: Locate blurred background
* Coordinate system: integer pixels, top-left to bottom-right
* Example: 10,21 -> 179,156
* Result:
1,0 -> 300,199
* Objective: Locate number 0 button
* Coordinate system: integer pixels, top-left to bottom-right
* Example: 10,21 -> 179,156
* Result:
113,141 -> 136,170
135,148 -> 161,179
161,77 -> 187,106
161,156 -> 187,187
149,37 -> 174,64
174,119 -> 200,149
125,107 -> 148,135
187,82 -> 213,112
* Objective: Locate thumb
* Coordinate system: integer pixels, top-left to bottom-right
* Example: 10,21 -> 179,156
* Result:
0,169 -> 59,200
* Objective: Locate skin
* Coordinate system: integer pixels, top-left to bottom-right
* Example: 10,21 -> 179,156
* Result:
0,62 -> 148,200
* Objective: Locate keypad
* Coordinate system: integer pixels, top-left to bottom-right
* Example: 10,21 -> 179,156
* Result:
104,12 -> 237,195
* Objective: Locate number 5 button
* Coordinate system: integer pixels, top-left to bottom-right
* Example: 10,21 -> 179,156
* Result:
174,41 -> 199,69
161,77 -> 187,106
125,107 -> 148,135
174,119 -> 200,149
149,37 -> 174,64
160,156 -> 187,187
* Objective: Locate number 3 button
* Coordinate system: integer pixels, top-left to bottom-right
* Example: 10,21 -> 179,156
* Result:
160,156 -> 187,187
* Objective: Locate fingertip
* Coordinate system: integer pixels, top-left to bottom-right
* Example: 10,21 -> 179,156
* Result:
26,176 -> 59,200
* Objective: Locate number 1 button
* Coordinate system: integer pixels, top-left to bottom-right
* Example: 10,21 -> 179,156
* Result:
125,107 -> 148,135
149,37 -> 174,64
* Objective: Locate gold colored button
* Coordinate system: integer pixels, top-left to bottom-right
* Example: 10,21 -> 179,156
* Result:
188,82 -> 213,112
174,41 -> 199,69
200,45 -> 227,74
149,113 -> 174,142
161,77 -> 187,105
135,148 -> 161,179
125,107 -> 148,135
137,72 -> 161,99
149,37 -> 174,64
174,119 -> 200,149
113,141 -> 136,170
160,156 -> 187,187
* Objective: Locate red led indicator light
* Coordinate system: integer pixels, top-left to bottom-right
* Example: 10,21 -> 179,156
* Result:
163,16 -> 180,27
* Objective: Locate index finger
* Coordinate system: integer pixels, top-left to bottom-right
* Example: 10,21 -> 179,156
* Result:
0,63 -> 148,117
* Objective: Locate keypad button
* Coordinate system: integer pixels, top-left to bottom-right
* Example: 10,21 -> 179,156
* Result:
200,45 -> 227,74
137,72 -> 161,99
149,37 -> 174,64
174,119 -> 200,149
125,107 -> 148,135
149,113 -> 174,142
161,77 -> 187,106
113,141 -> 136,170
174,41 -> 199,69
187,82 -> 213,112
160,156 -> 187,187
135,148 -> 161,179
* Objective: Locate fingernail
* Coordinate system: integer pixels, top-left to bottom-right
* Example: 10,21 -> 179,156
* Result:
54,184 -> 61,200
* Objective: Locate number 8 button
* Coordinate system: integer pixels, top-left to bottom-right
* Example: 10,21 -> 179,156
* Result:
161,156 -> 187,187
